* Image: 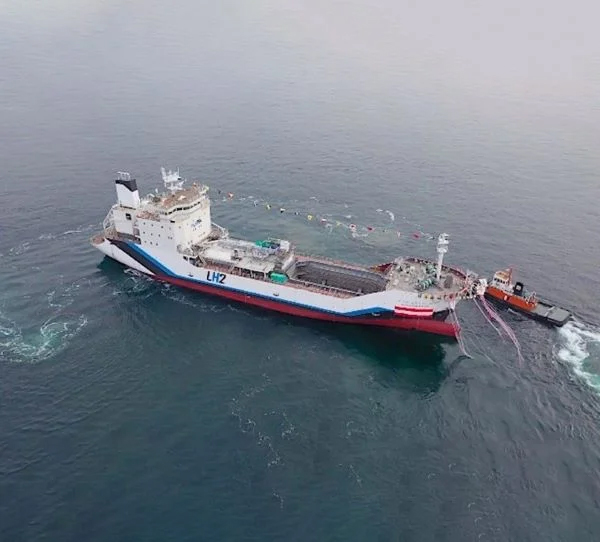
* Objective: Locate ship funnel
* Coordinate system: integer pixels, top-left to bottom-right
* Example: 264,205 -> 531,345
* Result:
115,171 -> 140,209
435,233 -> 449,281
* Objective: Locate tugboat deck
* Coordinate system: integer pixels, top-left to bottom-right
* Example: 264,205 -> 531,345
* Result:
532,302 -> 571,327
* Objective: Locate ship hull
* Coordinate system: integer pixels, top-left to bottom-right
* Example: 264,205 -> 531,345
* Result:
153,272 -> 456,336
93,236 -> 458,338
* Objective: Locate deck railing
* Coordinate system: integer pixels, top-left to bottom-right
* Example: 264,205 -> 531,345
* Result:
102,205 -> 117,233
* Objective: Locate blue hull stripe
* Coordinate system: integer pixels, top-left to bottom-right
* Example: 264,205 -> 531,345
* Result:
124,242 -> 394,318
127,242 -> 173,276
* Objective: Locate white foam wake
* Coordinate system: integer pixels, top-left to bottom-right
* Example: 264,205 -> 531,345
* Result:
0,276 -> 92,364
556,320 -> 600,390
0,311 -> 88,364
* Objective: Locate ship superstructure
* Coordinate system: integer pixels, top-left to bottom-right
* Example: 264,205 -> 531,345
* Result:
92,170 -> 486,338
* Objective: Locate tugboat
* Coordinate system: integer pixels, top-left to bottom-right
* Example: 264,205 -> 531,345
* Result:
485,269 -> 571,327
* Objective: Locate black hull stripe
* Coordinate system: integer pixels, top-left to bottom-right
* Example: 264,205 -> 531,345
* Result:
109,239 -> 163,275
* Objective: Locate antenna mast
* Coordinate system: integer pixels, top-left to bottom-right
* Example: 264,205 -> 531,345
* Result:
161,167 -> 184,193
436,233 -> 449,281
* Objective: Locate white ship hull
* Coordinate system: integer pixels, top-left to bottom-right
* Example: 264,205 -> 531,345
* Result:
93,236 -> 460,338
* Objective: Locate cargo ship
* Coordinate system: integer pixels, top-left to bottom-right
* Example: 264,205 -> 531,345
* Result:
485,269 -> 571,327
91,169 -> 487,338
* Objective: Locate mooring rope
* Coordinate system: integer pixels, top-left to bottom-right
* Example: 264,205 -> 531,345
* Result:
475,296 -> 501,336
450,300 -> 472,358
478,295 -> 524,365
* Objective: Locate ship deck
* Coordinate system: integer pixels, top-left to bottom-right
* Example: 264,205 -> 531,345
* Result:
95,229 -> 471,300
532,302 -> 572,326
200,259 -> 357,298
196,238 -> 282,274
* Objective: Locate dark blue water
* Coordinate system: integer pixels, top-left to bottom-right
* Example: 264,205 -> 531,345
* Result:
2,1 -> 600,540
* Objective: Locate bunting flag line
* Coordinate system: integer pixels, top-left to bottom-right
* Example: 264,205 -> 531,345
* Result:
212,188 -> 440,243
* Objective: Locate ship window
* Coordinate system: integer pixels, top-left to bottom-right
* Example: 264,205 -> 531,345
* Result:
125,213 -> 132,220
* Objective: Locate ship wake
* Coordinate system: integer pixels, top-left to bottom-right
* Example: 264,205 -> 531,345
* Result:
555,320 -> 600,391
0,276 -> 91,364
0,310 -> 87,364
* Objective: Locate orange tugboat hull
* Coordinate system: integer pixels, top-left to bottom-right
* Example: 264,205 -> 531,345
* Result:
485,285 -> 537,312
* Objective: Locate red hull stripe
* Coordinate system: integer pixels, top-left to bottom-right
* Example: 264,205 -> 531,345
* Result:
154,273 -> 457,338
394,310 -> 433,318
394,305 -> 433,313
394,305 -> 434,318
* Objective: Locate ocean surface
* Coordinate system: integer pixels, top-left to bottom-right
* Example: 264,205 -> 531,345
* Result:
1,1 -> 600,540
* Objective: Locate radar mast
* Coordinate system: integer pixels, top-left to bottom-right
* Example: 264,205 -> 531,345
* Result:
161,167 -> 185,193
436,233 -> 449,281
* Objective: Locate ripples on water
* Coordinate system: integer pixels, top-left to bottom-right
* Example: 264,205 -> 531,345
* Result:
0,309 -> 88,364
0,226 -> 99,364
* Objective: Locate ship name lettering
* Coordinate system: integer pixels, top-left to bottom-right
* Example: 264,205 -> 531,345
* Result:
206,271 -> 226,284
